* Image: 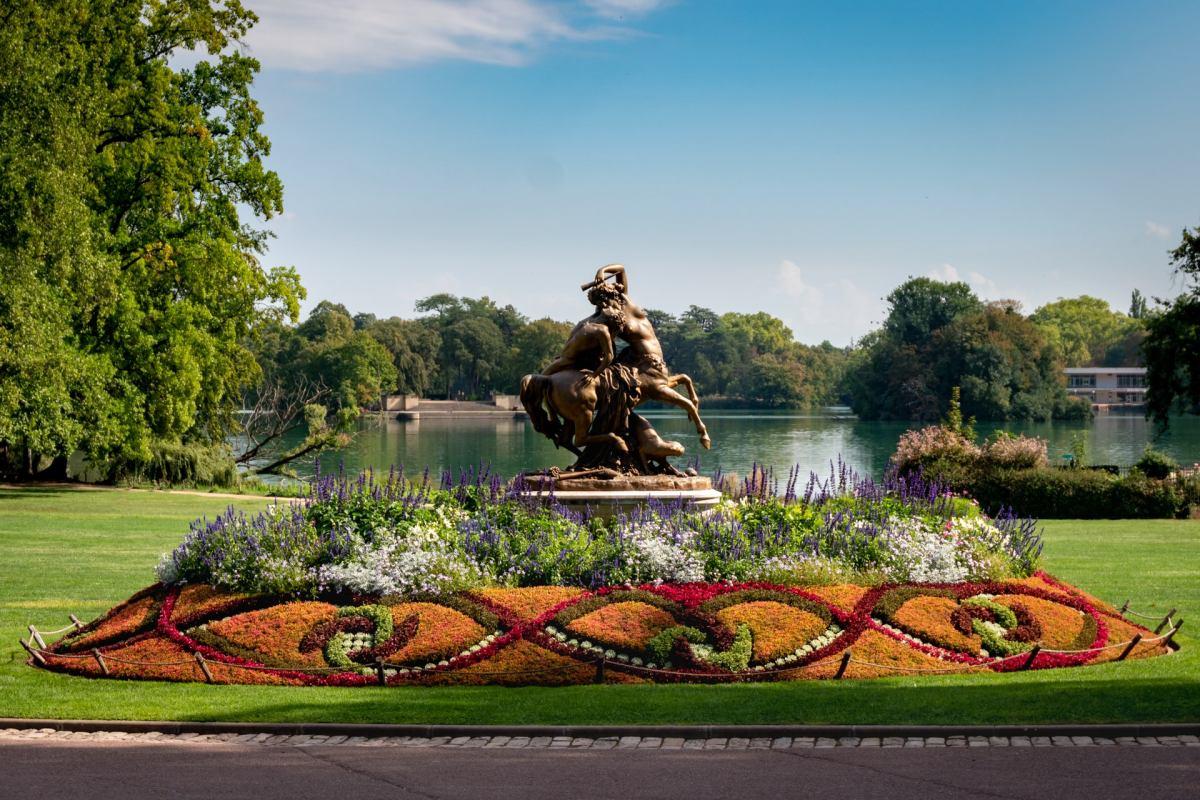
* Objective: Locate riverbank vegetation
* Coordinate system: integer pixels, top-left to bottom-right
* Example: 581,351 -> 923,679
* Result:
891,397 -> 1200,519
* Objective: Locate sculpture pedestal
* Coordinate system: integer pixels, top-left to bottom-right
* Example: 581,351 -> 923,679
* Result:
518,474 -> 722,517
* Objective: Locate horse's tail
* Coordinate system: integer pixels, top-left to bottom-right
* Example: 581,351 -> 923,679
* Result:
520,374 -> 559,439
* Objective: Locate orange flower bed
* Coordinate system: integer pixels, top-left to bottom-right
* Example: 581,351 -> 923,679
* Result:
566,601 -> 678,651
59,594 -> 161,652
413,640 -> 629,687
205,602 -> 337,668
171,583 -> 260,627
714,601 -> 827,663
54,635 -> 205,683
1092,617 -> 1172,663
806,584 -> 868,613
797,630 -> 977,680
387,603 -> 488,665
1011,574 -> 1121,616
473,586 -> 585,623
891,596 -> 980,654
994,594 -> 1090,650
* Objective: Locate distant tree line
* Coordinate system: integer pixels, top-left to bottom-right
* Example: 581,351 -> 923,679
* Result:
250,298 -> 850,411
259,274 -> 1164,429
844,278 -> 1154,423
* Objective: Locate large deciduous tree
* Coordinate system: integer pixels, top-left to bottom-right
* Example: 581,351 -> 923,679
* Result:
0,0 -> 302,479
846,279 -> 1072,421
1030,296 -> 1143,367
1145,223 -> 1200,426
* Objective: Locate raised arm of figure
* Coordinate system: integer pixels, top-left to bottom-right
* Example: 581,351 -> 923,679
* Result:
595,264 -> 627,294
581,264 -> 628,293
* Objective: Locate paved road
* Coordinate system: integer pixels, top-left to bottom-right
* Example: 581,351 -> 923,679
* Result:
2,735 -> 1198,800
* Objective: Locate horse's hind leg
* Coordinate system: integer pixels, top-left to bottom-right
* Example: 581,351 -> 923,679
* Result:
571,419 -> 628,452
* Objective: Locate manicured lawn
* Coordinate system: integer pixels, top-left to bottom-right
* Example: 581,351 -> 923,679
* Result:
0,487 -> 1196,724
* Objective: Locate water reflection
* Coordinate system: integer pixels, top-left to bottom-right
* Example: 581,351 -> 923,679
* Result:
302,410 -> 1200,482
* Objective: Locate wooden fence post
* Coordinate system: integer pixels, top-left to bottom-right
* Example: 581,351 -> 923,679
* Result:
1154,608 -> 1177,635
834,650 -> 852,679
1116,635 -> 1141,661
27,625 -> 46,650
20,639 -> 46,666
593,656 -> 606,684
92,648 -> 110,676
1119,599 -> 1130,615
376,660 -> 387,686
1164,619 -> 1184,648
194,652 -> 214,684
1021,645 -> 1041,670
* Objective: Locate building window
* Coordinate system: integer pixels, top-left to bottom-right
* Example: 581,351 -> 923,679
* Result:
1118,375 -> 1145,388
1069,375 -> 1096,388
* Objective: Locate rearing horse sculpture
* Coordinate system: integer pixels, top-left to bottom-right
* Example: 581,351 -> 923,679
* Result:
520,265 -> 711,477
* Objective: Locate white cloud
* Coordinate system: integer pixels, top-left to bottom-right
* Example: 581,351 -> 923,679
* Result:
927,263 -> 1004,297
1145,220 -> 1171,239
777,260 -> 823,306
583,0 -> 672,18
927,263 -> 960,282
773,260 -> 880,345
236,0 -> 661,71
967,270 -> 998,296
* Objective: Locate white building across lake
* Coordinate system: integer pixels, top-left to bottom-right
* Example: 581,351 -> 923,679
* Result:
1064,367 -> 1146,410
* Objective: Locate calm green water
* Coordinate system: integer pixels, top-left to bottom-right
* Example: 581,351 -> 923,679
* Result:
299,410 -> 1200,482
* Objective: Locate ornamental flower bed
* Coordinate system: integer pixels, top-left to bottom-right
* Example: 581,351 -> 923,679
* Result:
31,571 -> 1172,686
25,464 -> 1178,686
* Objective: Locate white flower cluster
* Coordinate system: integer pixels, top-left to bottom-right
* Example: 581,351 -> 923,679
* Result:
623,523 -> 706,584
945,515 -> 1014,559
312,525 -> 479,596
872,515 -> 999,584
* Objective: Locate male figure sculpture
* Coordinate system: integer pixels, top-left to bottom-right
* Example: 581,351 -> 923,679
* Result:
520,265 -> 711,479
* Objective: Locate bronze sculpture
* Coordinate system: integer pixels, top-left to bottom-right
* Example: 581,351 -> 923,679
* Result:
520,265 -> 712,487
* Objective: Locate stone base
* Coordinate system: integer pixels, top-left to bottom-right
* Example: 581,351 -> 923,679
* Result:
523,474 -> 712,492
518,474 -> 721,517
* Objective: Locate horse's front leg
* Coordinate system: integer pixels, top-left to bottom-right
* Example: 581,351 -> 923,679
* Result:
667,373 -> 699,407
645,384 -> 711,449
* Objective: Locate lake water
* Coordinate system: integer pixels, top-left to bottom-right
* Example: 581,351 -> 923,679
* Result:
295,410 -> 1200,483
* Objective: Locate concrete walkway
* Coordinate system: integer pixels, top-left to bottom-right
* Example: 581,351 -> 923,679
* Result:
2,730 -> 1197,800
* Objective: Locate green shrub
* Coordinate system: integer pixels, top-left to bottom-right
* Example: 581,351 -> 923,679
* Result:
109,442 -> 238,487
1054,396 -> 1094,421
928,465 -> 1186,519
1134,447 -> 1179,480
981,432 -> 1048,469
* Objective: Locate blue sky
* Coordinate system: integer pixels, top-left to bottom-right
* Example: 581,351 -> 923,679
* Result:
240,0 -> 1200,345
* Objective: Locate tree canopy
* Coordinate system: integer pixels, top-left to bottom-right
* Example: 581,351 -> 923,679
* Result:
1030,296 -> 1144,367
1145,222 -> 1200,425
0,0 -> 301,479
845,279 -> 1078,421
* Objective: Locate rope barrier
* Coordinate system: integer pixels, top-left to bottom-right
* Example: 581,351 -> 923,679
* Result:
1121,609 -> 1168,620
23,626 -> 1181,681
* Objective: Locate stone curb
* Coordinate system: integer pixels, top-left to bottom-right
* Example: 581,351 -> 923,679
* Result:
2,718 -> 1197,739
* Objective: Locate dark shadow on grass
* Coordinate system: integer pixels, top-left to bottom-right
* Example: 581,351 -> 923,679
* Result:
164,673 -> 1200,726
